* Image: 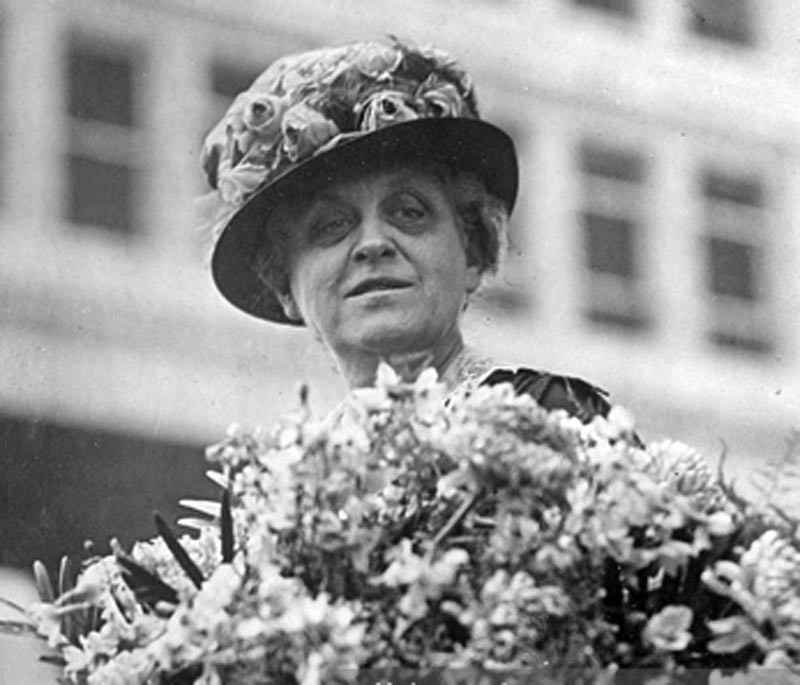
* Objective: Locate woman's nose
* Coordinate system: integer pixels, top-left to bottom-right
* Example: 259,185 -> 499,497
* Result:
352,218 -> 396,264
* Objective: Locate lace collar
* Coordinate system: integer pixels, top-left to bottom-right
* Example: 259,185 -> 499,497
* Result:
438,345 -> 496,395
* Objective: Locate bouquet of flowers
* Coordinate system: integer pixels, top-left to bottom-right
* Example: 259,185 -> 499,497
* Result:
3,365 -> 800,684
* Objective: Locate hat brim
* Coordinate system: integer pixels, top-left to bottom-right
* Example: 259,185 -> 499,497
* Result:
210,117 -> 518,324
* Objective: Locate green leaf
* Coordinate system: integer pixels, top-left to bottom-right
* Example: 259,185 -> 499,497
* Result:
113,548 -> 178,608
154,512 -> 204,589
221,489 -> 234,564
57,556 -> 73,597
32,561 -> 54,603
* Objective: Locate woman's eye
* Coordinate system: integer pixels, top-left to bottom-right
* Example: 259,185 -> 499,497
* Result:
389,195 -> 429,225
313,214 -> 352,243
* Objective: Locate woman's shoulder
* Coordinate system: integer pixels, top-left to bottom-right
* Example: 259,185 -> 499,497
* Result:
480,366 -> 611,423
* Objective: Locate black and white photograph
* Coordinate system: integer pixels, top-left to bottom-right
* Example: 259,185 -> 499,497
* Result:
1,1 -> 799,682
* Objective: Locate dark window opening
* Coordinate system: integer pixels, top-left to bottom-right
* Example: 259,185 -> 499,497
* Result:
585,306 -> 649,331
210,61 -> 262,99
66,155 -> 137,234
583,213 -> 637,278
572,0 -> 635,18
690,0 -> 753,46
67,43 -> 136,126
580,143 -> 645,183
706,236 -> 757,300
708,330 -> 771,354
703,170 -> 763,207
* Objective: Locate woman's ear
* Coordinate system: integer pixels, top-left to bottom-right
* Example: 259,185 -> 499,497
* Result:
276,291 -> 303,323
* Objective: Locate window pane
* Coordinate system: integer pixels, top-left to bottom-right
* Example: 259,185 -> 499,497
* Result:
585,307 -> 648,331
703,170 -> 762,207
572,0 -> 635,18
67,43 -> 135,126
580,143 -> 644,183
708,330 -> 771,354
706,236 -> 757,299
66,155 -> 137,234
690,0 -> 753,45
583,213 -> 637,278
210,61 -> 262,99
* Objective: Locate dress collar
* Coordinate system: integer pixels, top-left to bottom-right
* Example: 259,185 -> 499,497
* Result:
438,345 -> 496,394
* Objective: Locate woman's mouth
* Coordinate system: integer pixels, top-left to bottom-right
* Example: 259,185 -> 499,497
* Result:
346,277 -> 413,297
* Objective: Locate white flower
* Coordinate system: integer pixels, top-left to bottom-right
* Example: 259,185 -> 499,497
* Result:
607,405 -> 636,436
643,605 -> 694,652
193,564 -> 240,618
376,361 -> 400,388
85,648 -> 156,685
706,511 -> 736,537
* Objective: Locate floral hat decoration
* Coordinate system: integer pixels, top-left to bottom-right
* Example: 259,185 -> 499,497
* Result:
202,37 -> 519,323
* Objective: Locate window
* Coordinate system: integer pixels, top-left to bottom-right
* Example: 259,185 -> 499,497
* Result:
210,61 -> 260,100
584,214 -> 637,278
572,0 -> 635,19
68,48 -> 135,126
706,237 -> 756,300
64,37 -> 142,236
700,168 -> 771,354
577,141 -> 649,332
690,0 -> 753,46
66,156 -> 136,234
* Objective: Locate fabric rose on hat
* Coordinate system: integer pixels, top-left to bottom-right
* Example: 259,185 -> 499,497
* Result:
416,74 -> 465,118
228,92 -> 287,162
216,161 -> 269,206
281,103 -> 340,162
357,90 -> 419,131
241,93 -> 287,140
202,92 -> 286,189
353,42 -> 402,81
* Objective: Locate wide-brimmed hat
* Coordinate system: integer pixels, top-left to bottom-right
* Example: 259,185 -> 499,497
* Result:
202,37 -> 518,324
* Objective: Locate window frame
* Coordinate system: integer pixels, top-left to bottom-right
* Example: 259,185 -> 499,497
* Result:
576,138 -> 651,333
697,163 -> 774,355
61,32 -> 146,237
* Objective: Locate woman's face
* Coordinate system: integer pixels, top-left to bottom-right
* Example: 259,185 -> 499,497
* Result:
278,166 -> 481,362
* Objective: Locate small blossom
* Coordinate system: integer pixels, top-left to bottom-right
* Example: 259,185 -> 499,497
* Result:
85,648 -> 156,684
706,511 -> 736,537
643,605 -> 694,652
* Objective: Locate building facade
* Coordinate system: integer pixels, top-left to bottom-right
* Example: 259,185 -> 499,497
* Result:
1,0 -> 799,569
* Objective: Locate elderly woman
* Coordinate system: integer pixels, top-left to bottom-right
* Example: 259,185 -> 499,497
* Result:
202,38 -> 609,422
